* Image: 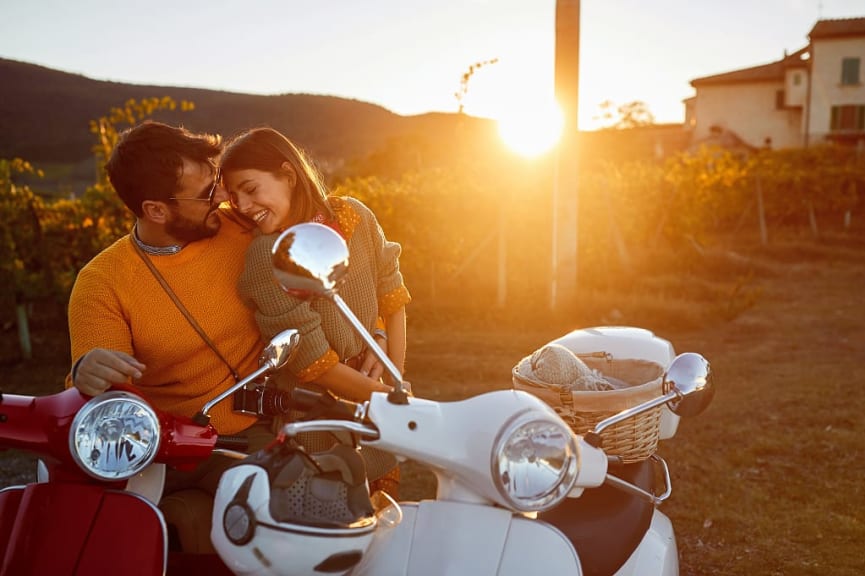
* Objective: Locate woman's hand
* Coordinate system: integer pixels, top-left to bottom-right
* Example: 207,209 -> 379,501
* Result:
359,333 -> 389,380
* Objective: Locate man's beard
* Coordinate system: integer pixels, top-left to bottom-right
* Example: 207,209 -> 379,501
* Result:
165,207 -> 221,244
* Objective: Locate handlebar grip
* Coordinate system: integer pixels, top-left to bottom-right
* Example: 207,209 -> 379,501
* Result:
216,435 -> 250,450
291,387 -> 360,420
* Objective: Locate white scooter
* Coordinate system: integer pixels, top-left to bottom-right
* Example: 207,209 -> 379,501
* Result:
211,223 -> 714,576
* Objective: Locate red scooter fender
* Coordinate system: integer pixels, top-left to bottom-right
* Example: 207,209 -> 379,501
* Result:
0,388 -> 94,477
0,482 -> 166,576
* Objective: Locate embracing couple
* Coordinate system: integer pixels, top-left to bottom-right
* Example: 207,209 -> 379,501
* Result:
67,121 -> 411,552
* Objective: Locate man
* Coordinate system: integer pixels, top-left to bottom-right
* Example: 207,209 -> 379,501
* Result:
68,120 -> 263,432
67,120 -> 268,553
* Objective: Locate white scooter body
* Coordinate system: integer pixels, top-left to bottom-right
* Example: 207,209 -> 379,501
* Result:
214,224 -> 711,576
214,388 -> 593,576
213,325 -> 697,576
352,500 -> 581,576
350,390 -> 598,576
355,326 -> 680,576
351,502 -> 678,576
359,504 -> 677,576
551,326 -> 681,576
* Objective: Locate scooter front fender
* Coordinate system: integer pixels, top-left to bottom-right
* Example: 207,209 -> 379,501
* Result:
614,509 -> 678,576
0,482 -> 167,576
351,500 -> 582,576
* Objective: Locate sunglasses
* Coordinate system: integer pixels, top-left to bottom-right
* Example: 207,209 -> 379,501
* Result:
168,167 -> 221,206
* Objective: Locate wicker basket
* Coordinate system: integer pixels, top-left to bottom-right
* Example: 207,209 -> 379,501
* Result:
512,355 -> 664,462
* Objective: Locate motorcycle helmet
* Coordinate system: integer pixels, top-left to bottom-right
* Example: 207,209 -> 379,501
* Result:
212,440 -> 378,576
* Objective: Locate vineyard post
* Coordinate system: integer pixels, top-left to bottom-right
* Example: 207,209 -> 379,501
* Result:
756,174 -> 768,246
552,0 -> 581,310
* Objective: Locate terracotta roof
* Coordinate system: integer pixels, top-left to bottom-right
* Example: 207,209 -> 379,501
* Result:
809,17 -> 865,39
690,47 -> 809,87
690,18 -> 864,87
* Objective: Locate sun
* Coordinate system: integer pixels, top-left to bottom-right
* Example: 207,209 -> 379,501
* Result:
455,56 -> 563,157
496,102 -> 563,157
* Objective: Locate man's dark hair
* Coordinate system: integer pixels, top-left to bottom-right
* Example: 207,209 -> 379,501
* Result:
105,121 -> 222,217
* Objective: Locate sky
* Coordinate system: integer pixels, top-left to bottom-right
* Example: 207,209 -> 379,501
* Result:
1,0 -> 864,132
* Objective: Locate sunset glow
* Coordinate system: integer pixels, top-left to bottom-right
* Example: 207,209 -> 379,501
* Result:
497,102 -> 563,157
3,1 -> 865,133
453,55 -> 563,156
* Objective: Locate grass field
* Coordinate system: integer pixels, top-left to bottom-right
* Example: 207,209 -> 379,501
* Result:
2,232 -> 864,575
396,233 -> 865,576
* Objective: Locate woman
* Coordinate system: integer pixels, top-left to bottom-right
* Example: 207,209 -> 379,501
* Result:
221,126 -> 410,496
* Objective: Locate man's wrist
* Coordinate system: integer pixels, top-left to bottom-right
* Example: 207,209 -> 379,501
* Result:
71,352 -> 88,385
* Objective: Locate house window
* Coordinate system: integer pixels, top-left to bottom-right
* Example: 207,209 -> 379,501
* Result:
841,58 -> 861,85
830,105 -> 865,131
793,72 -> 802,86
775,90 -> 785,109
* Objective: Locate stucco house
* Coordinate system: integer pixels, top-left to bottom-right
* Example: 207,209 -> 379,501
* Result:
684,17 -> 865,149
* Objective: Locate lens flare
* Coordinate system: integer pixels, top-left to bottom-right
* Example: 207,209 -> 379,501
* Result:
497,102 -> 564,157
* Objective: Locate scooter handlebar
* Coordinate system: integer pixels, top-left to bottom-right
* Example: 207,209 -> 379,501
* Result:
290,387 -> 366,422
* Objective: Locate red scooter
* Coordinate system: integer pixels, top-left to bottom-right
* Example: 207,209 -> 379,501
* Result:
0,329 -> 300,576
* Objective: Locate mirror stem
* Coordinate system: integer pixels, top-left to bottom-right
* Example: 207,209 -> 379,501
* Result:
196,363 -> 273,424
592,389 -> 681,436
332,293 -> 405,393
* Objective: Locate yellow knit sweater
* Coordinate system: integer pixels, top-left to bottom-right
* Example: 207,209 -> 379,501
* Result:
67,211 -> 264,434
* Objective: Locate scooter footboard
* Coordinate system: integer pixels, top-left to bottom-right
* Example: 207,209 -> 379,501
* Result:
352,500 -> 582,576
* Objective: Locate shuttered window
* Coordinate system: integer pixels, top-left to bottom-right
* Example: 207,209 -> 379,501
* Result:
830,105 -> 865,131
841,58 -> 861,85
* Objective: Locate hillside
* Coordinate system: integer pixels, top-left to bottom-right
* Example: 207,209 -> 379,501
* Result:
0,57 -> 487,166
0,57 -> 691,195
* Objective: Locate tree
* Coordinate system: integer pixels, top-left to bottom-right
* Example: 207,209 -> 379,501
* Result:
593,100 -> 617,128
454,59 -> 499,115
616,101 -> 655,129
2,97 -> 194,361
593,100 -> 656,129
0,158 -> 45,359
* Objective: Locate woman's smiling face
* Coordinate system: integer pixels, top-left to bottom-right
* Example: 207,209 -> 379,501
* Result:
223,165 -> 297,234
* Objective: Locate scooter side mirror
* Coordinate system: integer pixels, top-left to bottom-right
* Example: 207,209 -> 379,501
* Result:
663,352 -> 713,417
260,329 -> 301,371
272,222 -> 349,297
589,353 -> 714,507
592,352 -> 713,437
196,330 -> 302,425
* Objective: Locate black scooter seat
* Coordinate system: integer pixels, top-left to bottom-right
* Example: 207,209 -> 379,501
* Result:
538,459 -> 655,576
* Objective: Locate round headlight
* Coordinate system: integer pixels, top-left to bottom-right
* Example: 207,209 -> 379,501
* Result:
492,413 -> 578,512
70,391 -> 160,481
